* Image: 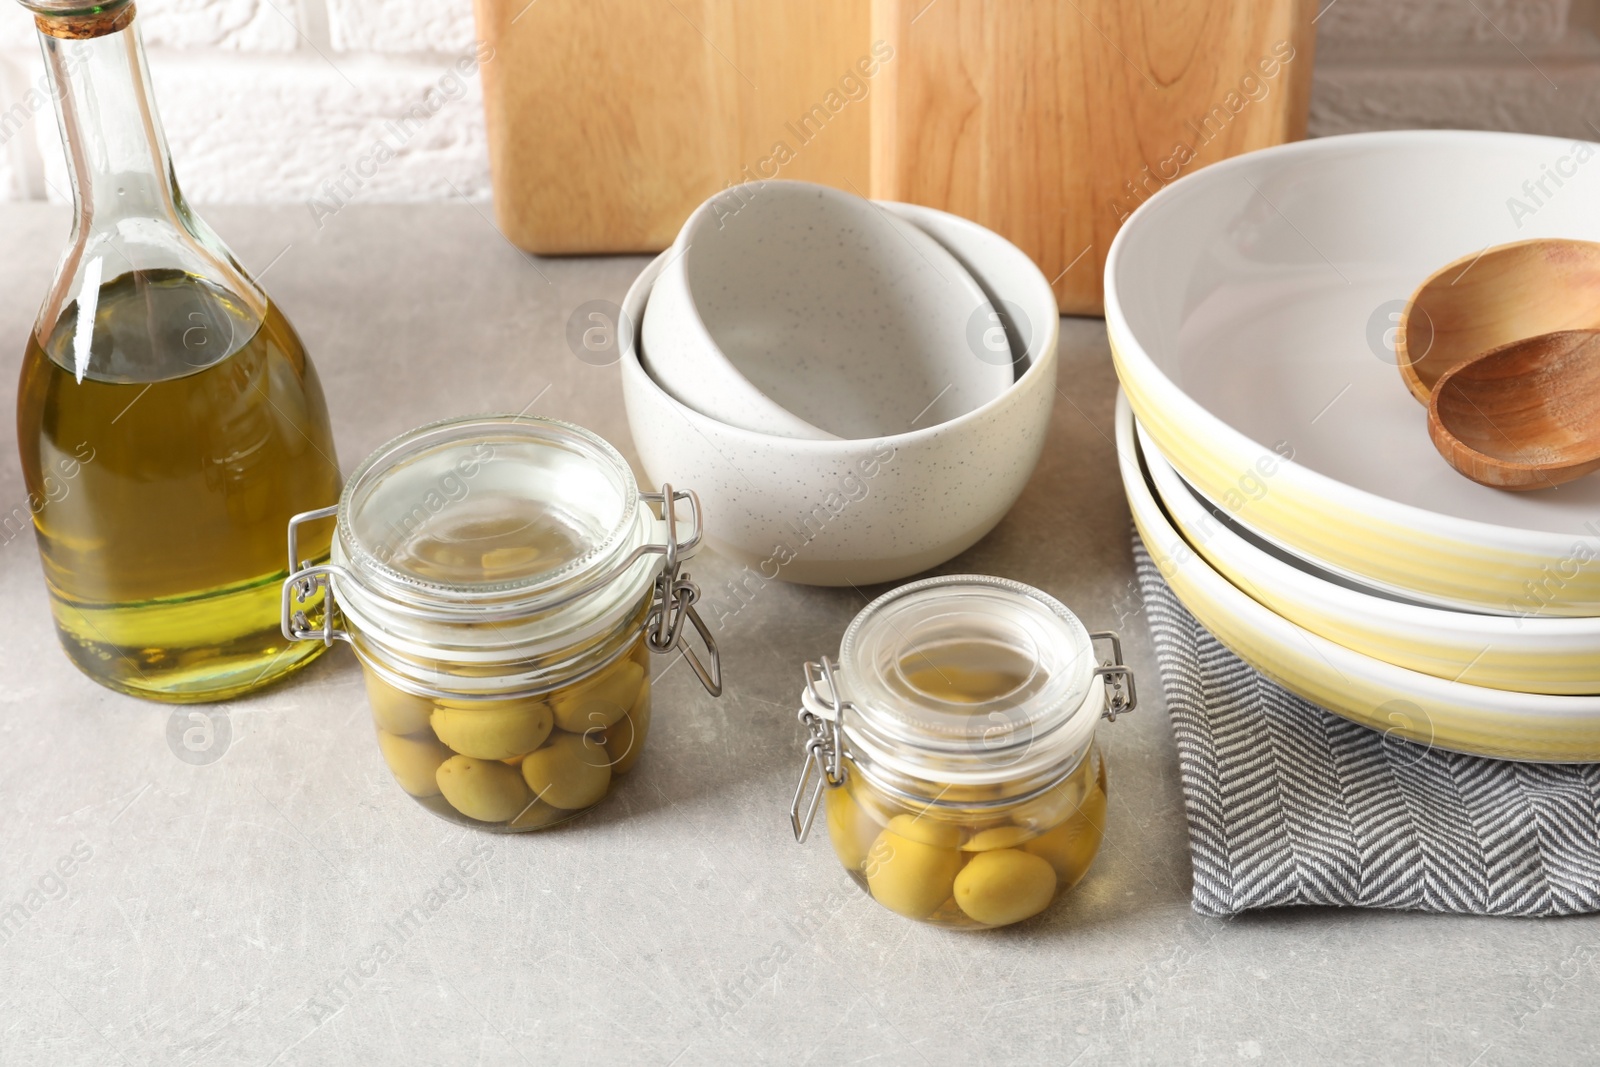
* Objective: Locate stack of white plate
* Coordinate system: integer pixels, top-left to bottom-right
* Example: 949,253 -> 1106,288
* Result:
1106,130 -> 1600,762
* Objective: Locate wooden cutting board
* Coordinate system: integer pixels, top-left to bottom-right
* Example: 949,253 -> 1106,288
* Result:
474,0 -> 1313,313
473,0 -> 872,254
870,0 -> 1316,314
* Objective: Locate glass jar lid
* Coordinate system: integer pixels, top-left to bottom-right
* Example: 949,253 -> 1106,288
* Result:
338,414 -> 645,612
283,414 -> 722,701
839,574 -> 1096,753
800,575 -> 1117,791
289,416 -> 666,692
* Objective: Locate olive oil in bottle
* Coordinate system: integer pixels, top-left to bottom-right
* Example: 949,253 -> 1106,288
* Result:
16,0 -> 341,701
18,270 -> 340,700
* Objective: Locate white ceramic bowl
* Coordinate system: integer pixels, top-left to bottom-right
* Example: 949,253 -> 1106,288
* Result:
1115,392 -> 1600,762
1139,419 -> 1600,695
621,202 -> 1058,587
642,181 -> 1011,440
1105,130 -> 1600,617
641,240 -> 833,441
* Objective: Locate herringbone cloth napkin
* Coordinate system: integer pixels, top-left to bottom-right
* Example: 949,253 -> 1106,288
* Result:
1133,536 -> 1600,918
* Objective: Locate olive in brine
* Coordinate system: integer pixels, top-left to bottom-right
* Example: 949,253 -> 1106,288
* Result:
882,812 -> 960,848
1023,813 -> 1103,887
431,700 -> 553,761
377,731 -> 452,797
551,660 -> 645,733
825,787 -> 879,871
508,798 -> 569,831
953,848 -> 1057,926
436,755 -> 532,823
365,672 -> 434,736
601,678 -> 651,775
962,825 -> 1033,852
520,731 -> 611,810
864,821 -> 964,920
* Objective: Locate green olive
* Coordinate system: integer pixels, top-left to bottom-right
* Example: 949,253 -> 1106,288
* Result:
953,848 -> 1057,926
601,678 -> 651,775
508,799 -> 569,831
521,731 -> 612,810
962,826 -> 1033,851
430,700 -> 553,760
551,660 -> 645,732
1022,749 -> 1106,830
1023,812 -> 1104,887
864,825 -> 964,920
364,672 -> 434,736
825,787 -> 880,871
436,755 -> 532,823
376,731 -> 451,797
882,812 -> 961,848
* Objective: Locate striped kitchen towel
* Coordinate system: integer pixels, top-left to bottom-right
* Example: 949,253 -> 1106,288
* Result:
1133,536 -> 1600,918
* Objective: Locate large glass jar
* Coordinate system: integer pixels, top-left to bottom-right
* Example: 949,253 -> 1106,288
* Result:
791,575 -> 1134,929
282,415 -> 721,830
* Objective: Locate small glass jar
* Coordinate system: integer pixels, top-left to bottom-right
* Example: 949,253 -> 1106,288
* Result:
281,415 -> 721,831
790,575 -> 1134,929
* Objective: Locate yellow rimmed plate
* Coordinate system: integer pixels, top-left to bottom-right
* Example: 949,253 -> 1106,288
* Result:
1139,418 -> 1600,696
1116,391 -> 1600,762
1106,130 -> 1600,617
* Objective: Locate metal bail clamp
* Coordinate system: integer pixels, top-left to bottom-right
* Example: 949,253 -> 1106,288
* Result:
790,657 -> 848,843
644,484 -> 722,697
1090,630 -> 1137,722
281,504 -> 349,645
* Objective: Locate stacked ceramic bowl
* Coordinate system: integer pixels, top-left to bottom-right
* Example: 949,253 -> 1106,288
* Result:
620,181 -> 1060,586
1106,130 -> 1600,762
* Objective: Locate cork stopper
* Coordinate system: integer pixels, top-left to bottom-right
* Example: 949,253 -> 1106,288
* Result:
34,2 -> 135,39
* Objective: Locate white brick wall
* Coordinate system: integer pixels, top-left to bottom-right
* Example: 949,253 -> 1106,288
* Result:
0,0 -> 490,207
326,0 -> 475,53
1,0 -> 1597,206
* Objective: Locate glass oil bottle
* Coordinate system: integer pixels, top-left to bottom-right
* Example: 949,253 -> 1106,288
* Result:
14,0 -> 342,701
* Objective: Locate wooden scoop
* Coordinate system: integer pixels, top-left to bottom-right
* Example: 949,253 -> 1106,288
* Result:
1428,329 -> 1600,490
1398,239 -> 1600,404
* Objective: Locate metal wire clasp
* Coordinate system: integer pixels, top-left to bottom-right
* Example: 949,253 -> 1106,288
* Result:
790,657 -> 849,843
281,505 -> 349,645
643,485 -> 722,697
1090,630 -> 1137,721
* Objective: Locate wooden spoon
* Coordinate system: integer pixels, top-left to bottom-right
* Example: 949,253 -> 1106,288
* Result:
1398,238 -> 1600,404
1428,329 -> 1600,490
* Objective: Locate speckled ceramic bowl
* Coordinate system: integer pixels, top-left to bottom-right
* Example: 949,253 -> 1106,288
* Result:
620,202 -> 1058,587
642,181 -> 1008,441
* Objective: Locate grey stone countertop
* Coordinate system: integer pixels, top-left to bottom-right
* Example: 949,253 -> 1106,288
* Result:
0,204 -> 1593,1066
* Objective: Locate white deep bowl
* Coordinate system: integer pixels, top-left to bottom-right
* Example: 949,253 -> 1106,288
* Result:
642,180 -> 1011,441
642,245 -> 834,442
621,202 -> 1058,587
1105,130 -> 1600,617
1139,420 -> 1600,695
